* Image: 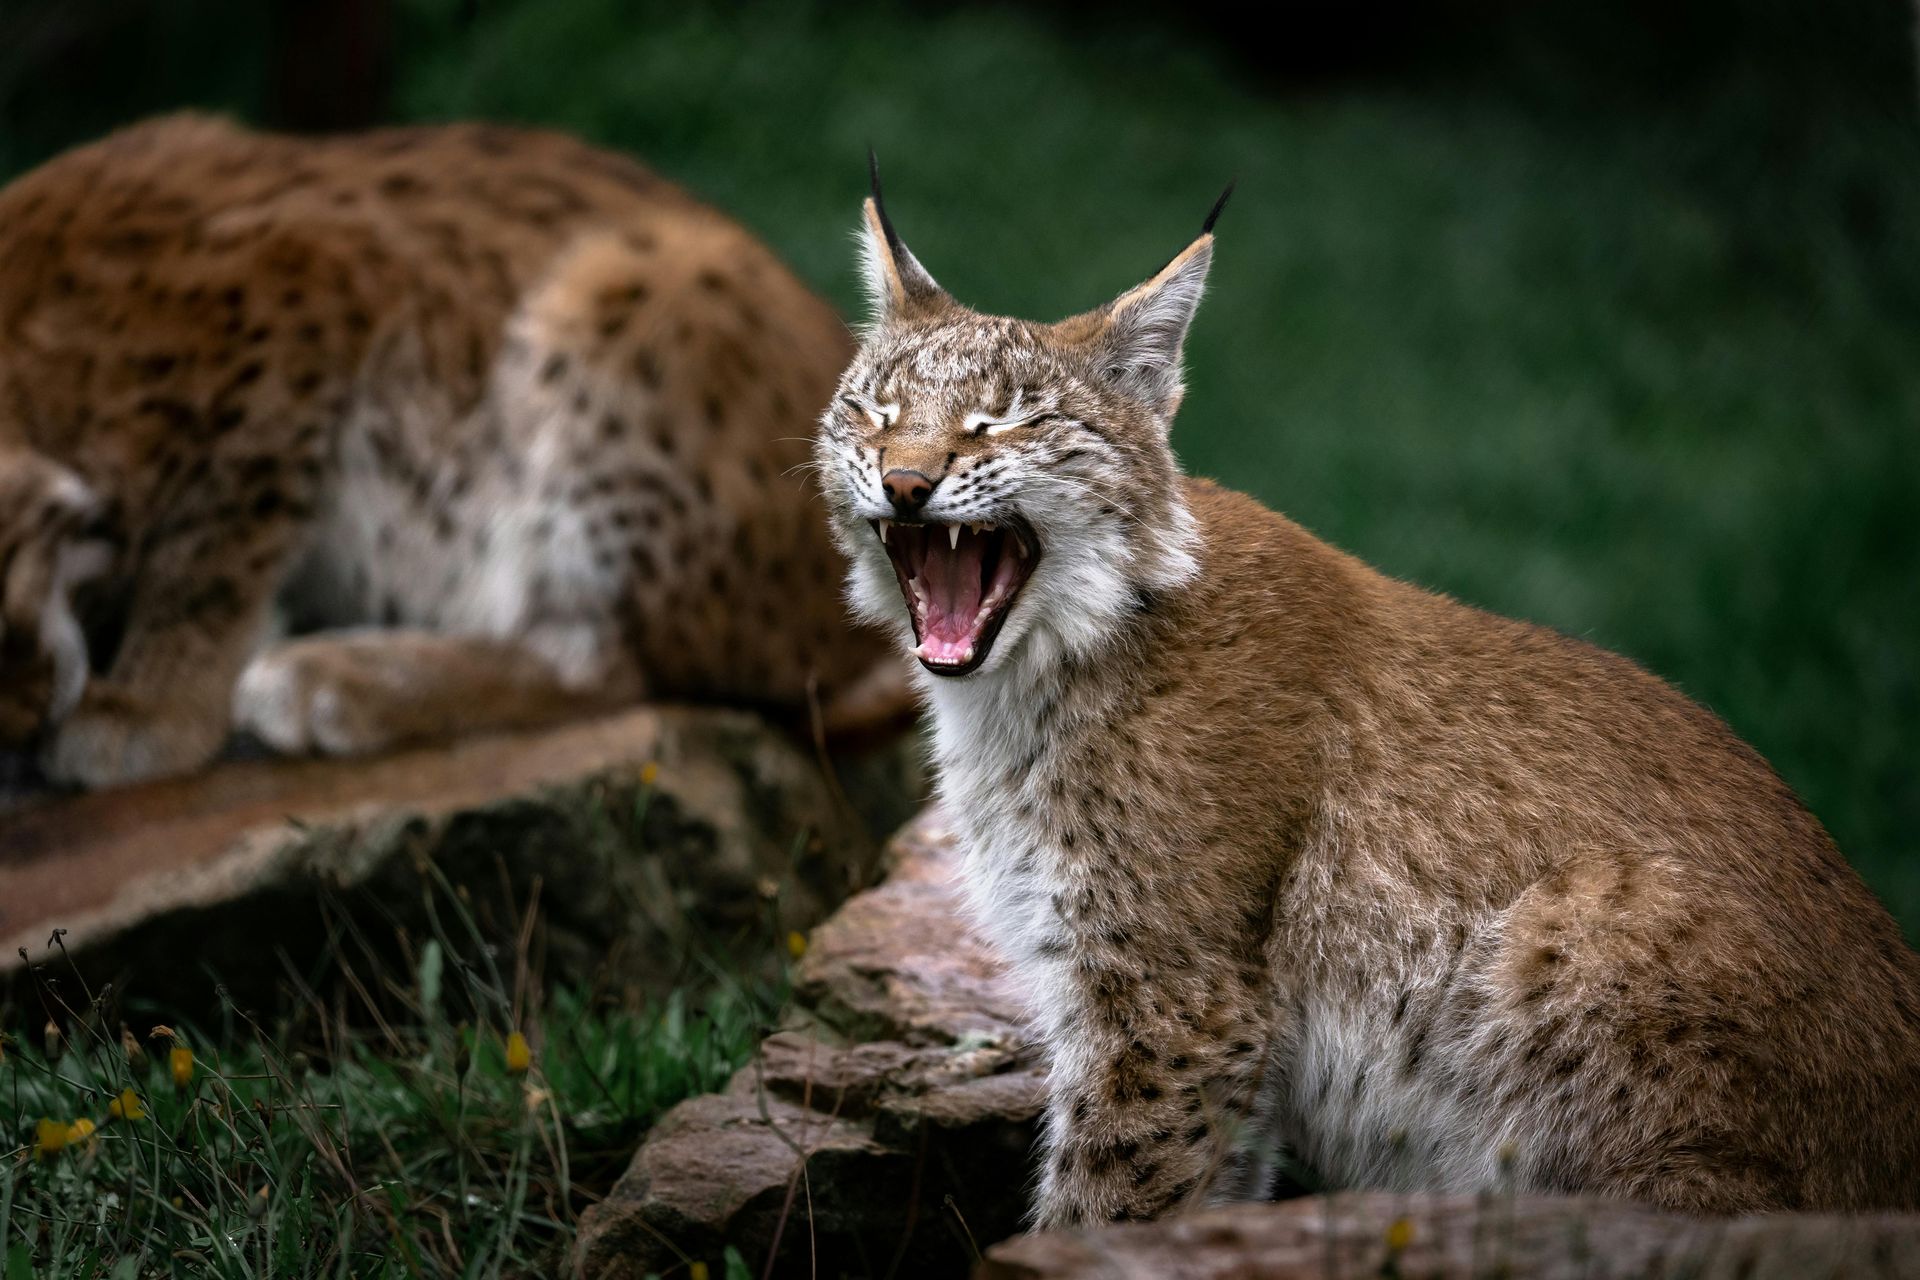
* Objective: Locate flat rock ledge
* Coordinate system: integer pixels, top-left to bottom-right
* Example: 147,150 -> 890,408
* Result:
2,706 -> 894,1012
980,1191 -> 1920,1279
571,808 -> 1047,1279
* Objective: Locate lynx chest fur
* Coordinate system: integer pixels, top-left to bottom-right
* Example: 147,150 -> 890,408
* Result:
815,173 -> 1920,1226
0,115 -> 896,787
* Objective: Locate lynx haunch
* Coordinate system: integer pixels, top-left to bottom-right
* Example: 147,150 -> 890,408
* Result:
814,170 -> 1920,1225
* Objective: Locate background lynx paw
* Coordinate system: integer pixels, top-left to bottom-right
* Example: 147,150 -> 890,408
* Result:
0,452 -> 114,746
236,630 -> 619,759
39,683 -> 225,788
233,641 -> 400,759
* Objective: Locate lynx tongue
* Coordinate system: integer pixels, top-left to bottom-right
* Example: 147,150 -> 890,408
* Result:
913,533 -> 987,667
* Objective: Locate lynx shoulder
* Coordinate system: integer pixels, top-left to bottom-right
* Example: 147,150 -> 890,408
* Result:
813,172 -> 1920,1224
0,115 -> 900,787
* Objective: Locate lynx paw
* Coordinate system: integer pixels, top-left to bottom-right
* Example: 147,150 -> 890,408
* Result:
39,683 -> 225,788
233,641 -> 400,758
0,453 -> 113,745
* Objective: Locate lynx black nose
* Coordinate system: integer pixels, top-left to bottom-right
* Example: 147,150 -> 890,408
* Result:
882,468 -> 935,514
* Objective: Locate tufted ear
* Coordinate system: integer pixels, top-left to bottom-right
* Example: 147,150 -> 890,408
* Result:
859,152 -> 946,323
1085,184 -> 1232,417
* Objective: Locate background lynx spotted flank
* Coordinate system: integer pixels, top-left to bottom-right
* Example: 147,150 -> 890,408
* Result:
0,115 -> 902,788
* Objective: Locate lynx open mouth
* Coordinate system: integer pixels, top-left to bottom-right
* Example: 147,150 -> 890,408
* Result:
872,519 -> 1038,676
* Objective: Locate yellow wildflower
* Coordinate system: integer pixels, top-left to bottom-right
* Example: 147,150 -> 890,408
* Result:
689,1263 -> 709,1280
170,1045 -> 195,1089
65,1117 -> 97,1148
640,761 -> 660,787
505,1030 -> 532,1076
108,1087 -> 147,1122
786,930 -> 808,961
1384,1216 -> 1413,1252
34,1117 -> 68,1159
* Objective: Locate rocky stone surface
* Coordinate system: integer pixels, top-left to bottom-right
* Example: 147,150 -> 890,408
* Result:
979,1191 -> 1920,1279
571,809 -> 1047,1279
2,706 -> 908,1012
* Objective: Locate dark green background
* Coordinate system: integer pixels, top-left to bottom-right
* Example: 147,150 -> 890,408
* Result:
4,2 -> 1916,926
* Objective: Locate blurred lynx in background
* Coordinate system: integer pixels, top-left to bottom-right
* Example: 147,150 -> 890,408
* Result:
0,115 -> 900,790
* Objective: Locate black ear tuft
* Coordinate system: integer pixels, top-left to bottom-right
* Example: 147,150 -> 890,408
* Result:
1202,182 -> 1235,236
868,147 -> 905,256
858,151 -> 946,319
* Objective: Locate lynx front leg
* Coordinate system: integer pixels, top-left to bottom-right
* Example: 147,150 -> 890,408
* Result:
1035,1005 -> 1280,1227
0,450 -> 113,746
40,482 -> 310,788
234,628 -> 640,758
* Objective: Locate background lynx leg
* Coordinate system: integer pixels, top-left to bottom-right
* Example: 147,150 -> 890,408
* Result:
41,513 -> 302,787
234,627 -> 640,758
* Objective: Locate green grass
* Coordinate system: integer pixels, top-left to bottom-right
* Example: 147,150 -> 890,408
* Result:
3,983 -> 766,1277
3,838 -> 786,1278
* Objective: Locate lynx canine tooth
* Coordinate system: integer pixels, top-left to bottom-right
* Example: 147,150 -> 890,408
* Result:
878,518 -> 891,542
948,525 -> 961,550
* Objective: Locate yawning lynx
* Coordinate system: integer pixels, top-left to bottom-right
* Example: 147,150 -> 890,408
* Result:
0,115 -> 900,788
814,171 -> 1920,1224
